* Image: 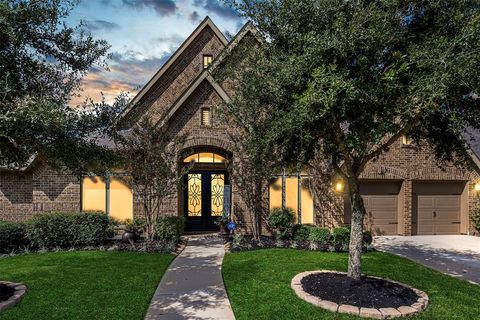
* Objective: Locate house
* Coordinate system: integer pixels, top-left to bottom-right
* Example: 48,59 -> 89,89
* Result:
1,17 -> 479,236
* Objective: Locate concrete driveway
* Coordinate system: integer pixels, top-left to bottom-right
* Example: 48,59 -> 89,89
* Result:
374,235 -> 480,285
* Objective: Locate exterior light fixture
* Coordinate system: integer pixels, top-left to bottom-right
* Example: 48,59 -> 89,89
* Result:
475,183 -> 480,192
334,181 -> 344,192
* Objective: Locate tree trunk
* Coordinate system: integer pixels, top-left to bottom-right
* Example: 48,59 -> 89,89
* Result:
252,180 -> 263,241
347,175 -> 366,281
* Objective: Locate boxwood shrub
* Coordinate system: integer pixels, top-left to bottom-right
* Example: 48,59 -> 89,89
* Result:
308,227 -> 331,244
0,221 -> 28,253
292,224 -> 314,241
267,208 -> 295,239
332,226 -> 350,245
26,212 -> 112,249
155,216 -> 185,241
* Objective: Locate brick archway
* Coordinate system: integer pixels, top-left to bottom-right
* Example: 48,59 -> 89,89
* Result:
360,165 -> 408,180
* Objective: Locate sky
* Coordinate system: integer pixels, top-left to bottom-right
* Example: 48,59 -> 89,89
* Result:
67,0 -> 244,106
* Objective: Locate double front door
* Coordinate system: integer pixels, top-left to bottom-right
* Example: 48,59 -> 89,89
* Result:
184,170 -> 229,231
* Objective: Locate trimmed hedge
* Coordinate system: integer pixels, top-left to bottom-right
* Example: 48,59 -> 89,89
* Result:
27,212 -> 112,249
308,227 -> 331,244
268,208 -> 295,239
292,224 -> 314,241
155,216 -> 185,241
332,227 -> 350,245
0,221 -> 28,253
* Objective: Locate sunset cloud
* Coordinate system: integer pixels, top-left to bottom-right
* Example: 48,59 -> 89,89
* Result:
68,0 -> 244,107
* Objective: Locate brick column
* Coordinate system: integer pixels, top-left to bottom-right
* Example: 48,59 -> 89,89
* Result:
403,179 -> 413,235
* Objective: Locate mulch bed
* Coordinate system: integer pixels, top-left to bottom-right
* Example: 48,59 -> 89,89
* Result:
0,284 -> 14,302
301,272 -> 419,309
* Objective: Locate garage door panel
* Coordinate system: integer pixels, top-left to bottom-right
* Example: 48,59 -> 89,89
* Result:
417,196 -> 435,209
414,183 -> 463,235
434,196 -> 460,208
417,224 -> 435,235
363,195 -> 398,235
369,224 -> 397,235
434,223 -> 461,235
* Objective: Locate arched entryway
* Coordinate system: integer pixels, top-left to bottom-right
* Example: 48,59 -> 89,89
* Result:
181,148 -> 231,231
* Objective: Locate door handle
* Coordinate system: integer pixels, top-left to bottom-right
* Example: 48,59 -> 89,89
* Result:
433,211 -> 437,218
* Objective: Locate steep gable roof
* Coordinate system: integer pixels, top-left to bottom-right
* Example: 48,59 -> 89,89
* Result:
118,16 -> 228,121
155,21 -> 261,129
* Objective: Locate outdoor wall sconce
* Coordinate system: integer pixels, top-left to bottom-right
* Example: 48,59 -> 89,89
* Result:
334,180 -> 344,193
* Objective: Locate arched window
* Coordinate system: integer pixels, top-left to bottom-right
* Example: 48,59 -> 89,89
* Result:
183,152 -> 227,164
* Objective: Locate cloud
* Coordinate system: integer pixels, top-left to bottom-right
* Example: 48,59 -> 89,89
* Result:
193,0 -> 238,19
84,19 -> 120,32
122,0 -> 178,16
70,50 -> 172,107
154,34 -> 184,46
189,10 -> 201,23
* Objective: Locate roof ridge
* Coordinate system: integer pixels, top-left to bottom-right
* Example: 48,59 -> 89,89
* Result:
118,16 -> 228,123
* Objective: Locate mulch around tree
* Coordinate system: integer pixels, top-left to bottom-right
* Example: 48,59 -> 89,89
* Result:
301,272 -> 419,309
0,283 -> 14,302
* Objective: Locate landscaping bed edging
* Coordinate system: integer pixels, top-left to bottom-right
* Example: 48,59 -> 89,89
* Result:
291,270 -> 428,319
0,281 -> 27,312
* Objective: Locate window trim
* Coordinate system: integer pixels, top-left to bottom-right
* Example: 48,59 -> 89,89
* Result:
201,107 -> 212,127
203,54 -> 213,69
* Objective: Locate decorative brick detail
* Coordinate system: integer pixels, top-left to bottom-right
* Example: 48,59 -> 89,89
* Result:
291,270 -> 429,319
0,281 -> 27,312
0,162 -> 80,222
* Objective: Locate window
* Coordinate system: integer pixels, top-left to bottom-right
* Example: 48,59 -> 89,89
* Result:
402,134 -> 412,146
201,107 -> 211,126
268,174 -> 314,224
203,55 -> 213,69
183,152 -> 227,163
82,176 -> 133,221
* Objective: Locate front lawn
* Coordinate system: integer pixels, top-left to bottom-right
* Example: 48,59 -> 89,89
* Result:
223,249 -> 480,319
0,251 -> 173,320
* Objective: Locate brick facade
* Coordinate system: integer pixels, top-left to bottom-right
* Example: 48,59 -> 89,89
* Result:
1,18 -> 479,236
0,163 -> 80,222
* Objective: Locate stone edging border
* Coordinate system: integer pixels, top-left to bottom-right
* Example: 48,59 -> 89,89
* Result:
0,281 -> 27,312
291,270 -> 429,319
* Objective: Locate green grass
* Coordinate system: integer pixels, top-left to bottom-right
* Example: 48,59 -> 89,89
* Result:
223,249 -> 480,319
0,251 -> 174,320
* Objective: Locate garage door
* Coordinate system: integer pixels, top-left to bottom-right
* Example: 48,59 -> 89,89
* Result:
344,181 -> 400,235
417,196 -> 460,234
413,182 -> 465,235
363,195 -> 398,235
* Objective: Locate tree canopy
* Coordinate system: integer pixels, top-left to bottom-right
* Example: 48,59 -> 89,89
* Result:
0,0 -> 116,173
225,0 -> 480,279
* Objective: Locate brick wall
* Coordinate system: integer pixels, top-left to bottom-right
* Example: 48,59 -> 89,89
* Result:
0,163 -> 80,222
326,139 -> 480,235
124,26 -> 226,127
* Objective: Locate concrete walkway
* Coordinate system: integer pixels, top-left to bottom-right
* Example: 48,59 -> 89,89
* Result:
145,236 -> 235,320
374,235 -> 480,284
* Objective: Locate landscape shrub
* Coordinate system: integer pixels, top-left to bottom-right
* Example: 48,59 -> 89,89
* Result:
155,216 -> 185,241
267,208 -> 295,239
0,221 -> 28,253
125,218 -> 146,235
332,227 -> 350,245
472,205 -> 480,233
308,227 -> 331,244
292,224 -> 314,241
72,212 -> 112,246
27,212 -> 112,248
